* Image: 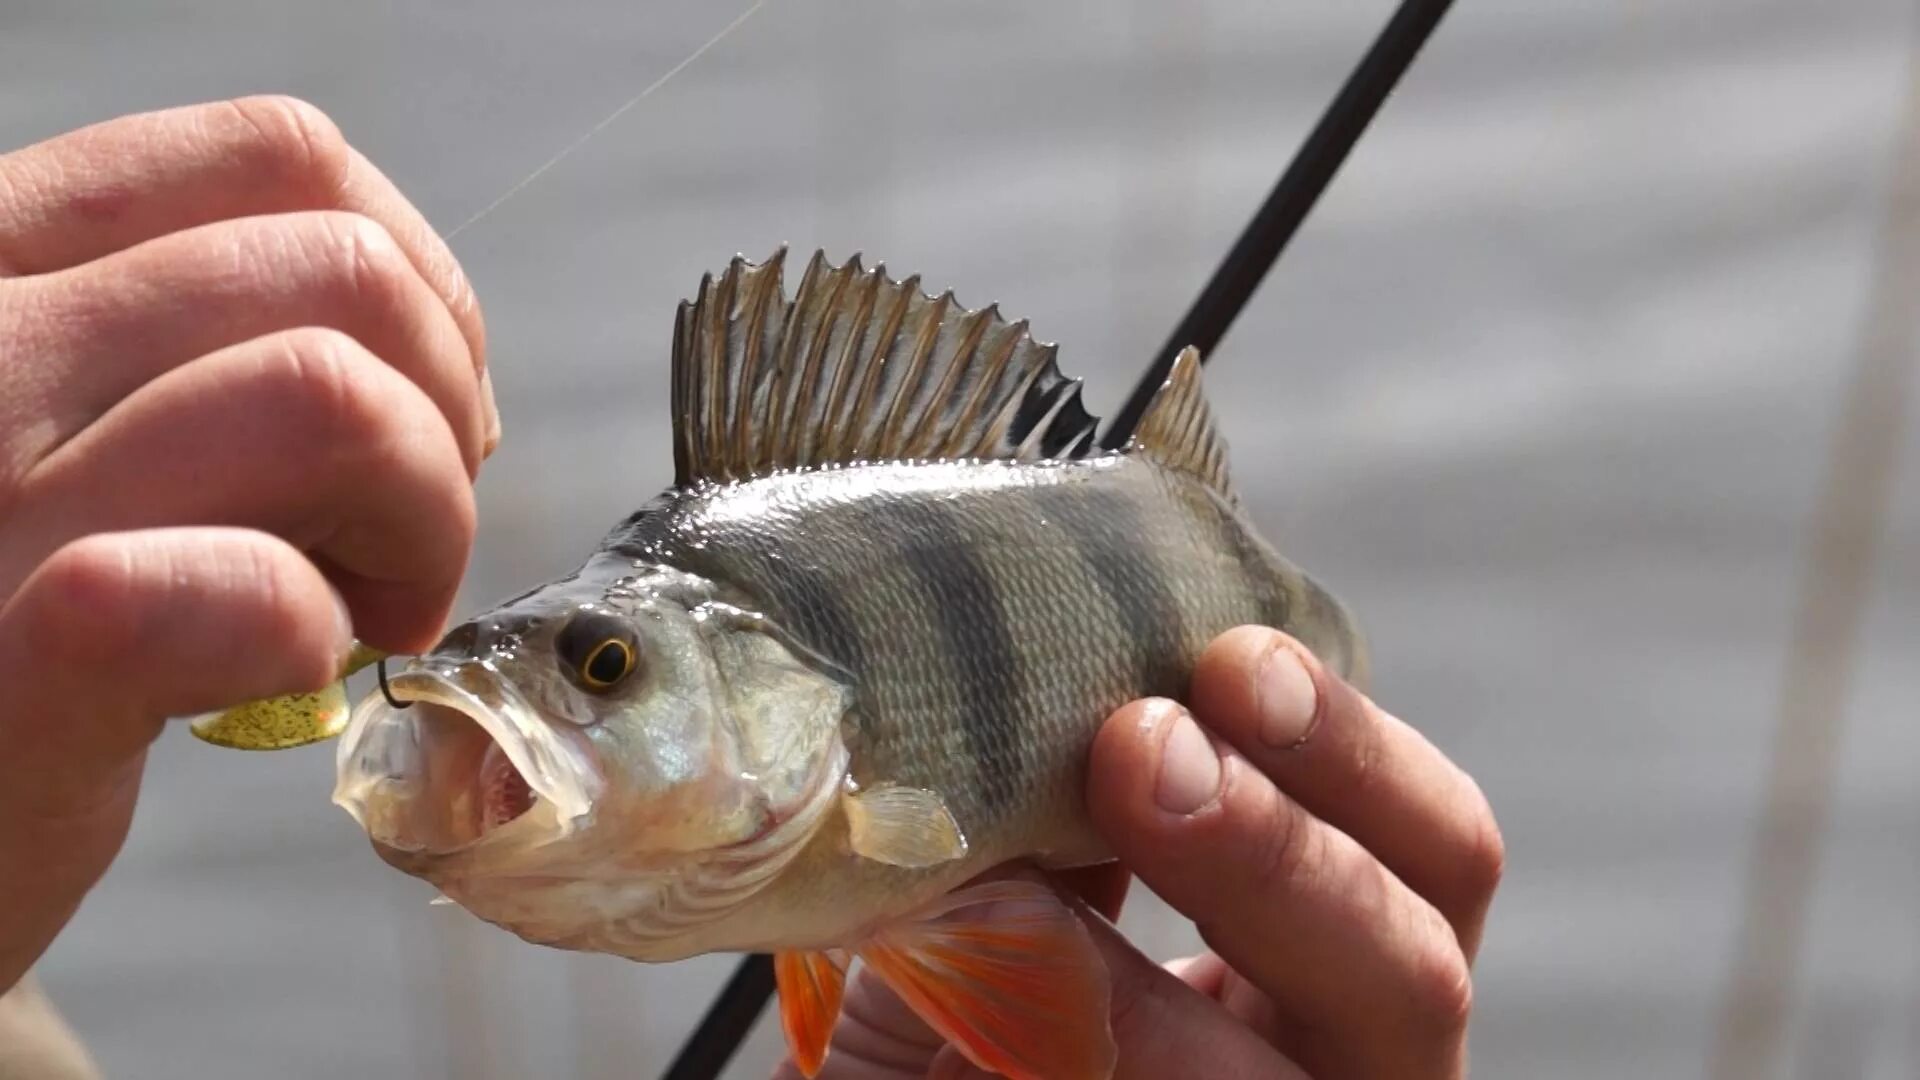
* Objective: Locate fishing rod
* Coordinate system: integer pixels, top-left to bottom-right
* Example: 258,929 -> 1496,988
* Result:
660,0 -> 1456,1075
662,955 -> 779,1080
1103,0 -> 1456,448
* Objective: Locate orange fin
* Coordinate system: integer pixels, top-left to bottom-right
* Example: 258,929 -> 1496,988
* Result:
856,879 -> 1117,1080
774,949 -> 848,1077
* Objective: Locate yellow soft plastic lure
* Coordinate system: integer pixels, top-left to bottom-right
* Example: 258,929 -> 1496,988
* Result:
188,642 -> 388,750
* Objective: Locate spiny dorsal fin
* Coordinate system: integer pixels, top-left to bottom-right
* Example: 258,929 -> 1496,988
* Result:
670,247 -> 1099,486
1129,347 -> 1237,506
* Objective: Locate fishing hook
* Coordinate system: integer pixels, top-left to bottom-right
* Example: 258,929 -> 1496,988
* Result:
377,657 -> 412,710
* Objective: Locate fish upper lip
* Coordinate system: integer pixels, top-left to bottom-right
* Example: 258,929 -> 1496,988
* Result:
331,662 -> 602,853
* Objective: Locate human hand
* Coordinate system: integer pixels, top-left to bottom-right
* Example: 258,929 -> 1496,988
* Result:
0,96 -> 495,988
772,626 -> 1503,1079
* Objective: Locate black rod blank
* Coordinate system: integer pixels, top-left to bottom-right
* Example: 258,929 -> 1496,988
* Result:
1101,0 -> 1457,449
660,953 -> 776,1080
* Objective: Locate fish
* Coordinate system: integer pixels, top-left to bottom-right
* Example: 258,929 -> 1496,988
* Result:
284,247 -> 1366,1079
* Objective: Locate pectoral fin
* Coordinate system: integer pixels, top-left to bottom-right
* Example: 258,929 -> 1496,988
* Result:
774,949 -> 849,1077
843,784 -> 968,868
189,642 -> 386,750
855,880 -> 1117,1080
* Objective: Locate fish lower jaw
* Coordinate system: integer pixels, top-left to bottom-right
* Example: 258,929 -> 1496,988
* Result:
453,746 -> 858,962
336,715 -> 578,859
404,872 -> 752,965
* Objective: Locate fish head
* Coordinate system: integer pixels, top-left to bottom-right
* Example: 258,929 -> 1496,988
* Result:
331,555 -> 853,957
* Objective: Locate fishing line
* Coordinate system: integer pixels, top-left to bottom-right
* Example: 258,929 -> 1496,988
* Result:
658,2 -> 1456,1077
444,0 -> 770,242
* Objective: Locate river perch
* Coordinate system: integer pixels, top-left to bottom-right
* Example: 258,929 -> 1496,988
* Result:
322,247 -> 1365,1079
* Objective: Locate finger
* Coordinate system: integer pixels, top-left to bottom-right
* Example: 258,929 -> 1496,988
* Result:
342,146 -> 496,452
0,96 -> 494,446
929,880 -> 1308,1080
13,209 -> 486,475
1189,626 -> 1504,958
0,527 -> 352,987
5,327 -> 476,652
1088,699 -> 1473,1079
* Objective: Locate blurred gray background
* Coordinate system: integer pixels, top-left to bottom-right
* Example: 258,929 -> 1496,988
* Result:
5,1 -> 1919,1077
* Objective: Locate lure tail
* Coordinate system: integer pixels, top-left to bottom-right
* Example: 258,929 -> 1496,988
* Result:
188,642 -> 387,750
776,879 -> 1117,1080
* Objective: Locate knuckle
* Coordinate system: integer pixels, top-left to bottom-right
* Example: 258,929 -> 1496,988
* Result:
1457,780 -> 1507,900
427,473 -> 480,565
0,168 -> 25,271
1244,786 -> 1322,900
220,95 -> 351,202
267,326 -> 389,445
228,540 -> 336,689
25,536 -> 142,668
1407,931 -> 1476,1035
445,477 -> 479,541
1336,713 -> 1387,802
0,148 -> 60,275
267,326 -> 471,528
230,537 -> 295,631
300,210 -> 411,312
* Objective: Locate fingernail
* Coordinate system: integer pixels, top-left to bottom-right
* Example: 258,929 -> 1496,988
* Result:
480,368 -> 502,456
1259,643 -> 1320,748
1154,706 -> 1222,814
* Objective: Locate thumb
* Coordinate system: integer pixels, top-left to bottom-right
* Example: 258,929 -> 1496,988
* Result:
0,527 -> 350,986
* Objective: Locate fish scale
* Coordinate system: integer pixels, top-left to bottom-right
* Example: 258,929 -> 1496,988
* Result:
613,450 -> 1341,875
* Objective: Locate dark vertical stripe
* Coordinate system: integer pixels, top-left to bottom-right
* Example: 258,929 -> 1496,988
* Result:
678,528 -> 870,679
1033,485 -> 1190,700
757,559 -> 871,675
881,498 -> 1023,814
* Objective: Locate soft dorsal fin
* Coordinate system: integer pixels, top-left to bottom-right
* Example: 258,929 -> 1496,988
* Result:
1129,346 -> 1237,506
670,247 -> 1099,486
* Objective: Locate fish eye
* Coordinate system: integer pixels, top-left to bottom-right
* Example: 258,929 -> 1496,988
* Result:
556,612 -> 639,692
581,639 -> 634,689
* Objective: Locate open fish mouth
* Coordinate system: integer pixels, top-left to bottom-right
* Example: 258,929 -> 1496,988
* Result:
332,665 -> 601,857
